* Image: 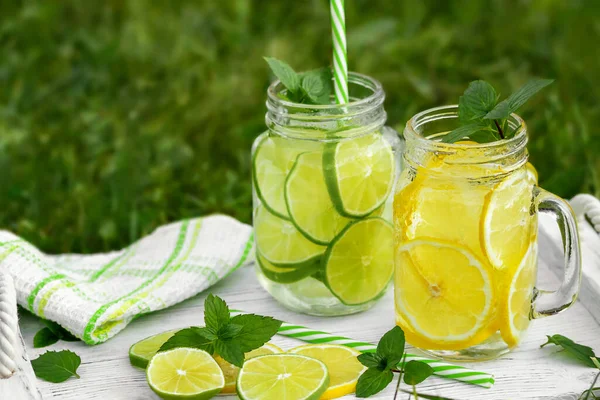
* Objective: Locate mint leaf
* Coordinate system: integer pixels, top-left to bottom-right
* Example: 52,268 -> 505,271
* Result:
403,360 -> 434,385
441,122 -> 495,144
357,352 -> 385,370
31,350 -> 81,383
376,326 -> 405,369
229,313 -> 281,353
264,57 -> 301,94
356,368 -> 394,398
485,78 -> 554,120
458,80 -> 497,123
215,339 -> 245,368
159,327 -> 215,354
204,294 -> 230,333
541,334 -> 599,368
301,68 -> 333,105
218,323 -> 243,340
43,320 -> 79,342
33,327 -> 60,348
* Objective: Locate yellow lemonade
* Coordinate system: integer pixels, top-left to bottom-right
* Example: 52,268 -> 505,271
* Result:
394,148 -> 538,357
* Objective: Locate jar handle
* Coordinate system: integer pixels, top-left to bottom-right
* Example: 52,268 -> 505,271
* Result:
532,187 -> 582,318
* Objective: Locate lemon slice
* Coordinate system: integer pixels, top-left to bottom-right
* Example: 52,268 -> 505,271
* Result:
481,168 -> 535,270
288,344 -> 366,399
237,354 -> 329,400
129,329 -> 178,369
501,243 -> 537,348
395,239 -> 495,350
253,134 -> 321,219
255,206 -> 326,268
285,151 -> 352,245
324,218 -> 394,305
216,343 -> 283,394
147,348 -> 225,400
323,132 -> 395,217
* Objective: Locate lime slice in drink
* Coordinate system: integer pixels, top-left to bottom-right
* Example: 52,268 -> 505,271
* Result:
216,343 -> 283,394
253,134 -> 321,219
285,151 -> 352,245
324,217 -> 394,305
257,252 -> 321,284
147,348 -> 224,400
323,132 -> 395,217
237,354 -> 329,400
129,329 -> 178,369
255,206 -> 326,267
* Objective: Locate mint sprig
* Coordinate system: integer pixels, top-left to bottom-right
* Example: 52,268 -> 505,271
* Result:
442,78 -> 553,143
264,57 -> 333,105
355,326 -> 434,398
159,294 -> 281,367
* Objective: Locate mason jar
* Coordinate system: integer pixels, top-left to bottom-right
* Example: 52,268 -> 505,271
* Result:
394,105 -> 582,360
252,72 -> 401,316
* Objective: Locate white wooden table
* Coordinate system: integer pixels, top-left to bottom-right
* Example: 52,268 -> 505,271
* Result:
18,214 -> 600,400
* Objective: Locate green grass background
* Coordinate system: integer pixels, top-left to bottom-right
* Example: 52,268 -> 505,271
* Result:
1,0 -> 598,253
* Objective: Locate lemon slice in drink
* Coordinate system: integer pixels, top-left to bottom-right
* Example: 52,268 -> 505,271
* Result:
253,134 -> 321,219
129,330 -> 178,369
323,132 -> 395,217
255,206 -> 326,267
501,244 -> 537,348
481,168 -> 535,270
285,151 -> 352,245
324,218 -> 394,305
216,343 -> 283,394
237,354 -> 329,400
289,344 -> 366,399
395,239 -> 495,350
257,252 -> 320,284
147,348 -> 225,400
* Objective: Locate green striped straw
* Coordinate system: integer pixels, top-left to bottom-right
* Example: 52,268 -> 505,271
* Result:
231,310 -> 494,388
330,0 -> 349,104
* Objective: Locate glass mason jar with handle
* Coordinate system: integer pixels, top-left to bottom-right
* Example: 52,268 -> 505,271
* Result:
394,105 -> 582,361
252,72 -> 401,316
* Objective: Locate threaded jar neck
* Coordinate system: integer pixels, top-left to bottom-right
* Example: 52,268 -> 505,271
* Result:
265,72 -> 386,141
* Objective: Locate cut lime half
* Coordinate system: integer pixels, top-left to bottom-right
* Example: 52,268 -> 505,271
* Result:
146,348 -> 224,400
237,354 -> 329,400
129,329 -> 178,369
285,151 -> 352,245
253,134 -> 321,219
257,252 -> 320,284
324,132 -> 395,217
324,218 -> 394,305
255,206 -> 326,268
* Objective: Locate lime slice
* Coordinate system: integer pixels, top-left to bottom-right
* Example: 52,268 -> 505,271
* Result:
257,252 -> 321,284
147,348 -> 225,400
255,206 -> 326,267
237,354 -> 329,400
129,329 -> 178,369
216,343 -> 283,394
285,151 -> 352,245
289,344 -> 366,399
324,218 -> 394,305
323,132 -> 395,217
253,134 -> 321,219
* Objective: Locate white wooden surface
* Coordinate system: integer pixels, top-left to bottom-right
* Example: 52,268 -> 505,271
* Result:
18,216 -> 600,400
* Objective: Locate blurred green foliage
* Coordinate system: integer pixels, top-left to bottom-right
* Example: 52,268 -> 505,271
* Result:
1,0 -> 598,253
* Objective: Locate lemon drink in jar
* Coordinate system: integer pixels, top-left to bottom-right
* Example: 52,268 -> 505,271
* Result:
253,72 -> 400,316
394,105 -> 581,360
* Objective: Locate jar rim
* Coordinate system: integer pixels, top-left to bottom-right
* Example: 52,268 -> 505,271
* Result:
266,71 -> 384,112
404,105 -> 527,150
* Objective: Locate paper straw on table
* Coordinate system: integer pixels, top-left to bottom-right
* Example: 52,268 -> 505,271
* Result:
231,310 -> 495,389
330,0 -> 349,104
